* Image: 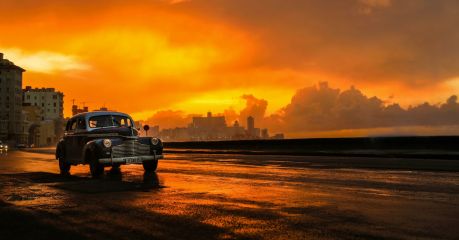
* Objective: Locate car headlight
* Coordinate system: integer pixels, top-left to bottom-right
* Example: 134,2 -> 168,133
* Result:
103,139 -> 112,148
151,137 -> 160,145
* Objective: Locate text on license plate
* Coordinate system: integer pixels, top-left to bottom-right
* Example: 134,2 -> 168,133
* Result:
124,157 -> 142,164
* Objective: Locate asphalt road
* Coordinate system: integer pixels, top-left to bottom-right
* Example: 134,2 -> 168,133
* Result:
0,151 -> 459,240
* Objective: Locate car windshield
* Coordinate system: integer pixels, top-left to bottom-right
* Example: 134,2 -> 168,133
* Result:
88,115 -> 134,129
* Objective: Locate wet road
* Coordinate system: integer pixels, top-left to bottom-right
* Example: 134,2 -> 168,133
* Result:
0,151 -> 459,240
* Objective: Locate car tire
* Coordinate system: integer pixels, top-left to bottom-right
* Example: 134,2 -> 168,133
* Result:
110,164 -> 121,173
59,157 -> 71,176
143,160 -> 158,172
89,153 -> 104,178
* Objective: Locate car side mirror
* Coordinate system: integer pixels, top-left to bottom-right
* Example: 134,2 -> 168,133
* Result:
143,125 -> 150,136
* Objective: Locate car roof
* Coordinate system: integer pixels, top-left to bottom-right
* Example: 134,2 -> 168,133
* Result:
71,111 -> 132,120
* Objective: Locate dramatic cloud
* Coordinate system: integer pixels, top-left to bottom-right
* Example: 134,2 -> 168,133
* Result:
277,82 -> 459,132
239,95 -> 268,127
144,110 -> 194,129
175,0 -> 459,84
145,95 -> 269,129
143,82 -> 459,137
1,0 -> 459,137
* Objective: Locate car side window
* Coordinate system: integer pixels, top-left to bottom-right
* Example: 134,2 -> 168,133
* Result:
76,118 -> 86,131
67,119 -> 77,132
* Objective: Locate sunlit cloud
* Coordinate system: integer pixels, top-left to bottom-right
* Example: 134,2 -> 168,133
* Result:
1,48 -> 90,74
66,29 -> 246,80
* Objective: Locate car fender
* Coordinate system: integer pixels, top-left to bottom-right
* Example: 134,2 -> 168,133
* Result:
56,139 -> 65,160
82,139 -> 103,163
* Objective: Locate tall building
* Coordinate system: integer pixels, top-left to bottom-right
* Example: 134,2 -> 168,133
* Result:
0,53 -> 26,142
247,116 -> 255,136
23,86 -> 64,120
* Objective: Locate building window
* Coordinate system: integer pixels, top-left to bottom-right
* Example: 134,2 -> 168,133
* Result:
26,95 -> 30,100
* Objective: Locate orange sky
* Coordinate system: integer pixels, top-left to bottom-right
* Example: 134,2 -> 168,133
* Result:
1,0 -> 459,137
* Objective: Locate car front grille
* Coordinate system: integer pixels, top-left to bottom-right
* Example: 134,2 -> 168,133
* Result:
112,140 -> 150,158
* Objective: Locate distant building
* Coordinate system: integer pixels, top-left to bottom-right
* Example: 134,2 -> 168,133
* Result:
247,116 -> 254,136
229,120 -> 245,139
95,106 -> 116,112
22,105 -> 60,147
137,121 -> 160,137
72,104 -> 88,116
261,128 -> 269,139
160,127 -> 190,141
149,125 -> 160,137
271,133 -> 285,139
71,104 -> 114,116
0,53 -> 26,143
191,112 -> 226,129
23,86 -> 64,120
158,112 -> 282,141
188,112 -> 228,140
96,107 -> 108,111
246,116 -> 261,138
22,86 -> 65,147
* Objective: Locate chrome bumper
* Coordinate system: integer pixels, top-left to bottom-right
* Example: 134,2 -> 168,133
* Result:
98,154 -> 164,165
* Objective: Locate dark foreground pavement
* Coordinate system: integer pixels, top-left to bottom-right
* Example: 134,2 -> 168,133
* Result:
0,151 -> 458,240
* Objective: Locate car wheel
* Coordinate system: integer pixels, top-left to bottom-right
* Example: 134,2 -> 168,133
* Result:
110,164 -> 121,173
59,157 -> 71,176
143,160 -> 158,172
89,153 -> 104,178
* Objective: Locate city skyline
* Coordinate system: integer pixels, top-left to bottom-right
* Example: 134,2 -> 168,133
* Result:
148,111 -> 284,141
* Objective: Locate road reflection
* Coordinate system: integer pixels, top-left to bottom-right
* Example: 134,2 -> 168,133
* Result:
1,151 -> 459,239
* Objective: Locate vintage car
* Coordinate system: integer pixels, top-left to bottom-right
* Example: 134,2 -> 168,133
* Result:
56,111 -> 163,177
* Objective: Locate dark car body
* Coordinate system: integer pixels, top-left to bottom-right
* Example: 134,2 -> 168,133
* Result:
55,111 -> 163,176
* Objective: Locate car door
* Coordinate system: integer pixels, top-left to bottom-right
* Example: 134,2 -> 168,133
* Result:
74,117 -> 87,163
64,119 -> 77,162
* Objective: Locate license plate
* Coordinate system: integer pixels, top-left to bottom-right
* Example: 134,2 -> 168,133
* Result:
124,157 -> 142,164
